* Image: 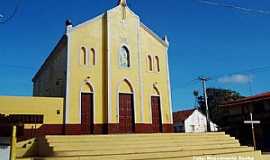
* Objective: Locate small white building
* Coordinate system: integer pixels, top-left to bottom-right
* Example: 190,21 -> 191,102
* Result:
0,137 -> 10,160
173,109 -> 218,133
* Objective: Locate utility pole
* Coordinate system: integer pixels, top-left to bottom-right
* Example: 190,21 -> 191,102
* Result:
199,76 -> 211,132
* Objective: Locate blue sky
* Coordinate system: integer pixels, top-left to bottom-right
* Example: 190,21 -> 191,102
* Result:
0,0 -> 270,111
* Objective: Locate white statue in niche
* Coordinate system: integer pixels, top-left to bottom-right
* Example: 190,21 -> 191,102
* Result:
120,46 -> 129,68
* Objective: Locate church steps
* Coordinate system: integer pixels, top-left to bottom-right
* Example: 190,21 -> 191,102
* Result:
46,135 -> 232,143
45,132 -> 226,140
50,141 -> 240,152
49,142 -> 240,151
51,145 -> 248,157
48,138 -> 236,147
160,151 -> 263,160
48,138 -> 238,148
22,148 -> 259,160
16,133 -> 263,160
51,141 -> 240,152
46,135 -> 233,143
52,147 -> 255,159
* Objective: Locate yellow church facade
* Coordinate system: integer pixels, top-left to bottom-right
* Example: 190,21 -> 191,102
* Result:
0,0 -> 173,136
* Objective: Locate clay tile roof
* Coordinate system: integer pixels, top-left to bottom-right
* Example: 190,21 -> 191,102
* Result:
222,92 -> 270,107
173,109 -> 195,123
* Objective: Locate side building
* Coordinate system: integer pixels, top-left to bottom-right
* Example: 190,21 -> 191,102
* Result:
32,36 -> 67,97
173,109 -> 218,133
221,92 -> 270,151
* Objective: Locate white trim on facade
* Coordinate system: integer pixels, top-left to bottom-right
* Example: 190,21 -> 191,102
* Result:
126,7 -> 140,19
165,47 -> 173,124
65,27 -> 72,124
140,23 -> 168,47
106,11 -> 112,123
71,14 -> 105,32
137,17 -> 144,123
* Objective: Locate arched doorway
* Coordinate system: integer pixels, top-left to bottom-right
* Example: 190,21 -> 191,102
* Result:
81,83 -> 94,134
151,86 -> 162,133
118,79 -> 135,133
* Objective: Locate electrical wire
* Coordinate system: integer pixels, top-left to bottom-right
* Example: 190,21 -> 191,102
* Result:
195,0 -> 270,15
176,78 -> 198,89
210,65 -> 270,81
0,0 -> 22,24
0,64 -> 35,71
175,65 -> 270,90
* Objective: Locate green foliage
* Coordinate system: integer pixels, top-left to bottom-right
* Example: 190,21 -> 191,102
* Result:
197,88 -> 244,125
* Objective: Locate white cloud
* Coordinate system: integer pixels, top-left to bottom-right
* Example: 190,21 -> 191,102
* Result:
218,74 -> 253,84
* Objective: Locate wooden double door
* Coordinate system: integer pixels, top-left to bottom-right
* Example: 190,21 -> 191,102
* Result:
119,93 -> 135,133
151,96 -> 162,133
81,93 -> 94,134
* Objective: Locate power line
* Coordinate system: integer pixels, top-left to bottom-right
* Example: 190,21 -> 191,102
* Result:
178,78 -> 198,88
176,65 -> 270,90
0,0 -> 22,24
211,65 -> 270,81
0,64 -> 35,71
195,0 -> 270,15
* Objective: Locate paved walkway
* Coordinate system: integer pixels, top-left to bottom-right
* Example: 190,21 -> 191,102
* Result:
262,154 -> 270,160
0,146 -> 10,160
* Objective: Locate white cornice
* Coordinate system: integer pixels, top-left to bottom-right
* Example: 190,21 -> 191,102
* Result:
71,13 -> 105,32
126,7 -> 139,19
140,23 -> 168,48
70,5 -> 168,49
71,5 -> 121,31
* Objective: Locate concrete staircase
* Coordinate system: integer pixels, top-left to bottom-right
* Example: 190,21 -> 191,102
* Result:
17,132 -> 263,160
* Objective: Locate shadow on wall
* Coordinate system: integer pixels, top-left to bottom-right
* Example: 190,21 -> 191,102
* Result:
16,137 -> 54,158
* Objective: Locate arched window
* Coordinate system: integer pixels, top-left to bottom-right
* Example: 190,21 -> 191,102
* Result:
155,56 -> 160,72
148,55 -> 153,71
80,47 -> 87,65
90,48 -> 96,66
119,46 -> 130,68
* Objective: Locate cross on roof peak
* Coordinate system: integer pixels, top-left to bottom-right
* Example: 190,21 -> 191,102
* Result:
118,0 -> 127,6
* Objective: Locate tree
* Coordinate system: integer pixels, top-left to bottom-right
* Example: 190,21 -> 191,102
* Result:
197,88 -> 244,125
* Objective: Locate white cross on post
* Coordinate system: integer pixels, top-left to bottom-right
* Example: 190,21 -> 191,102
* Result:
244,113 -> 260,150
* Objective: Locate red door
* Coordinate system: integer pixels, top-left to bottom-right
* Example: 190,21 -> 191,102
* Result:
119,93 -> 134,133
81,93 -> 93,134
151,96 -> 162,133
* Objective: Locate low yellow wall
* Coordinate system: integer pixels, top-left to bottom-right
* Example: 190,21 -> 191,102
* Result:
0,96 -> 64,128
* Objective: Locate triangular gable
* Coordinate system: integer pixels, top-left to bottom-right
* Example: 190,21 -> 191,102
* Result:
69,5 -> 168,48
